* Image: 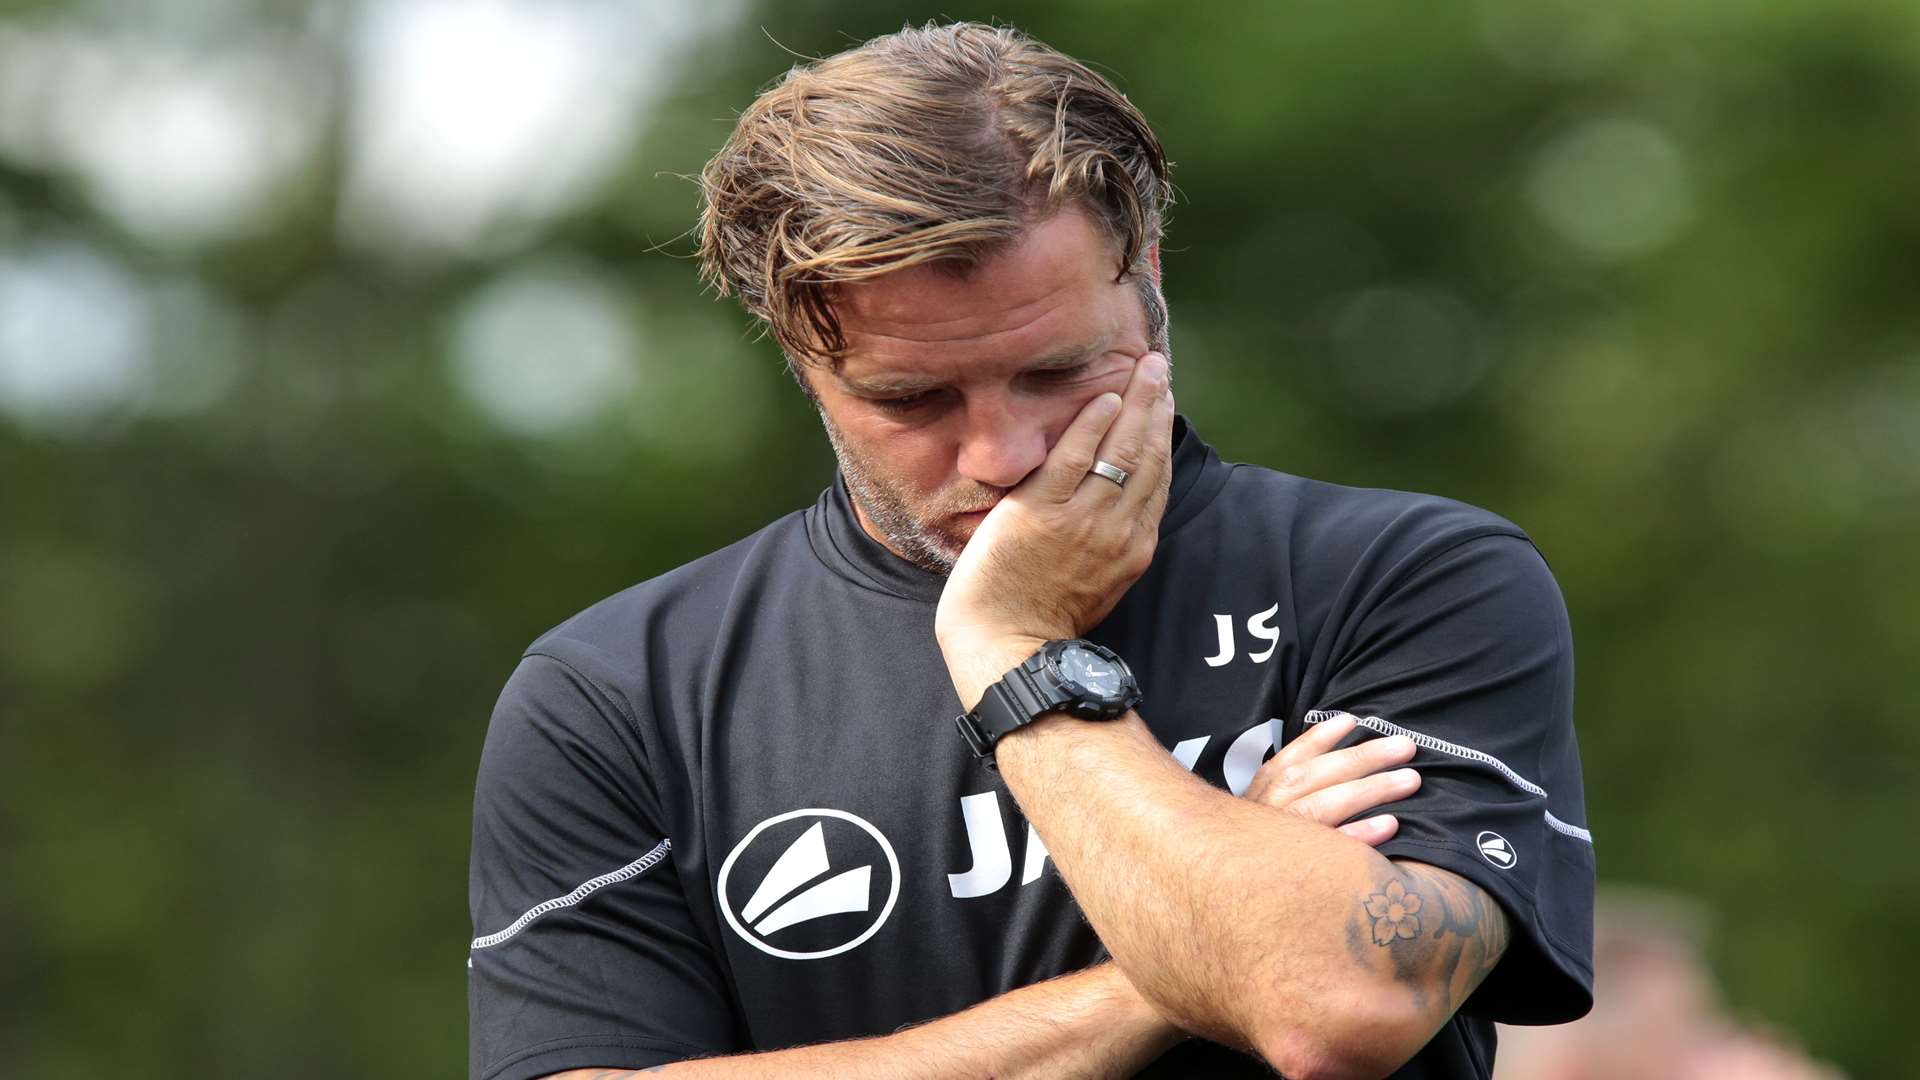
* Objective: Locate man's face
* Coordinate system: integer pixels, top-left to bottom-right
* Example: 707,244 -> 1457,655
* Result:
804,208 -> 1158,573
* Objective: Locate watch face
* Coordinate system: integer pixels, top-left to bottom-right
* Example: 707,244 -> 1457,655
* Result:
1057,644 -> 1126,701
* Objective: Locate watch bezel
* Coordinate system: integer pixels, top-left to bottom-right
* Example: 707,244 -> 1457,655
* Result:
1038,639 -> 1141,719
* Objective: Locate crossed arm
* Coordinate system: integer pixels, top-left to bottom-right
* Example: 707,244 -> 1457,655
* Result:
989,706 -> 1510,1079
544,960 -> 1181,1080
538,712 -> 1509,1080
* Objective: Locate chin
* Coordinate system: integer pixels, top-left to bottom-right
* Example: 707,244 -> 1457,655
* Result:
925,530 -> 971,569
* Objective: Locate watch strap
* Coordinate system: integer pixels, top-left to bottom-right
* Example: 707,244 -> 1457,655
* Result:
975,656 -> 1068,741
953,651 -> 1079,768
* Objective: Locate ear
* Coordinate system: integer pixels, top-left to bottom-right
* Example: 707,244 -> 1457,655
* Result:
1147,243 -> 1161,282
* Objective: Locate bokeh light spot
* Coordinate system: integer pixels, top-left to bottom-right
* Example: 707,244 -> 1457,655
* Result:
1527,118 -> 1694,260
0,25 -> 324,248
447,260 -> 639,438
1475,0 -> 1630,80
0,240 -> 150,434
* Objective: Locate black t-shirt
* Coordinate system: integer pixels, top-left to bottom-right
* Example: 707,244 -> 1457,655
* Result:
467,420 -> 1595,1079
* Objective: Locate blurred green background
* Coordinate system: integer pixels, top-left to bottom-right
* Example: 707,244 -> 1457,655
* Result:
2,1 -> 1915,1077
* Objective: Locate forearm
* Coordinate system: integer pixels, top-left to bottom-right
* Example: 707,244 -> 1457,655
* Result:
545,961 -> 1185,1080
993,711 -> 1421,1075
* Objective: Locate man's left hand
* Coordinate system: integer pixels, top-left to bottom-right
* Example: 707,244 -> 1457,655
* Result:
935,352 -> 1175,709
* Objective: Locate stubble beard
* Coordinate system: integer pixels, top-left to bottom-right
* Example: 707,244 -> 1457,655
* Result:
818,410 -> 1000,576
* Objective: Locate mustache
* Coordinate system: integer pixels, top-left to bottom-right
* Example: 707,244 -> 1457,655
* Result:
934,486 -> 1007,517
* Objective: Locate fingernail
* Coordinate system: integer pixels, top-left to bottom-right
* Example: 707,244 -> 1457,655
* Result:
1395,768 -> 1420,784
1097,392 -> 1122,417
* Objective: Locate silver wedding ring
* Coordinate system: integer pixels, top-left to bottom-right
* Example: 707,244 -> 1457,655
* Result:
1090,459 -> 1130,488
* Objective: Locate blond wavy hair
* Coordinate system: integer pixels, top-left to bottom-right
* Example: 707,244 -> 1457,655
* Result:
697,21 -> 1173,375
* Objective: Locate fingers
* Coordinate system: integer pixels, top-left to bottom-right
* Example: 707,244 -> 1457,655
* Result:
1031,391 -> 1123,502
1267,711 -> 1356,769
1138,370 -> 1176,524
1247,725 -> 1416,807
1084,352 -> 1170,499
1286,768 -> 1421,828
1339,814 -> 1400,848
1242,717 -> 1421,837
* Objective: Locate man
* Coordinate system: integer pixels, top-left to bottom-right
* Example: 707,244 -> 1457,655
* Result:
468,21 -> 1594,1080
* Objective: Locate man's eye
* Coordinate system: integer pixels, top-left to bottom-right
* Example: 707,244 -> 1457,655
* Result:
872,391 -> 938,412
1032,362 -> 1095,383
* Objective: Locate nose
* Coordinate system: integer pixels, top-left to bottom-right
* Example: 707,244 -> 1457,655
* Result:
955,394 -> 1049,490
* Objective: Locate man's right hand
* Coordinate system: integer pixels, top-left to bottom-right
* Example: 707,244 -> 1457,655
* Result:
537,723 -> 1418,1080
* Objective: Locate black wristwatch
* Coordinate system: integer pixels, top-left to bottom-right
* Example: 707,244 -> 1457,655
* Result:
954,639 -> 1143,767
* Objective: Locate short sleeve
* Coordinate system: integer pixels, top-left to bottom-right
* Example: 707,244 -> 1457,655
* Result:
1299,533 -> 1595,1025
468,653 -> 740,1080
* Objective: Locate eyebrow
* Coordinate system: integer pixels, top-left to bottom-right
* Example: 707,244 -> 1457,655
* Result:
840,333 -> 1114,396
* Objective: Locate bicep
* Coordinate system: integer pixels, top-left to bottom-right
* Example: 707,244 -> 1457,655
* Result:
1349,859 -> 1510,1026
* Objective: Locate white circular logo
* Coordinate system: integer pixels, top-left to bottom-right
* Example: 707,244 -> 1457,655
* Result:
1476,830 -> 1517,869
717,808 -> 900,960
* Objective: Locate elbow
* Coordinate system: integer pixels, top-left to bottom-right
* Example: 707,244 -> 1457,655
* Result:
1251,997 -> 1430,1080
1251,1035 -> 1393,1080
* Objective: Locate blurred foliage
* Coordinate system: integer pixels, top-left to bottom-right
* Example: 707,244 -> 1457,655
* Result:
2,1 -> 1917,1077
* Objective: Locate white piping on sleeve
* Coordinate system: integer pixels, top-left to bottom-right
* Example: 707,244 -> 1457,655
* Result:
470,838 -> 673,951
1302,710 -> 1594,844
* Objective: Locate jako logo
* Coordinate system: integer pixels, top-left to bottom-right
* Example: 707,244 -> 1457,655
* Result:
718,808 -> 900,960
1476,830 -> 1517,869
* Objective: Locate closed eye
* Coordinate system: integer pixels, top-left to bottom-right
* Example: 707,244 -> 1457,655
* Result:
861,359 -> 1097,413
1029,361 -> 1096,384
869,389 -> 941,413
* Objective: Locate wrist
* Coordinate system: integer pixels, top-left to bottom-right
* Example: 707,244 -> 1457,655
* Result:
942,633 -> 1049,711
995,708 -> 1151,777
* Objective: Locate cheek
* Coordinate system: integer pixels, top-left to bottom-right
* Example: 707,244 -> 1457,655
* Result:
849,414 -> 961,488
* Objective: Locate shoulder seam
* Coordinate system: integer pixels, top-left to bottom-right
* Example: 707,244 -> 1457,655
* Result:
516,650 -> 658,805
523,649 -> 642,732
1393,526 -> 1537,588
